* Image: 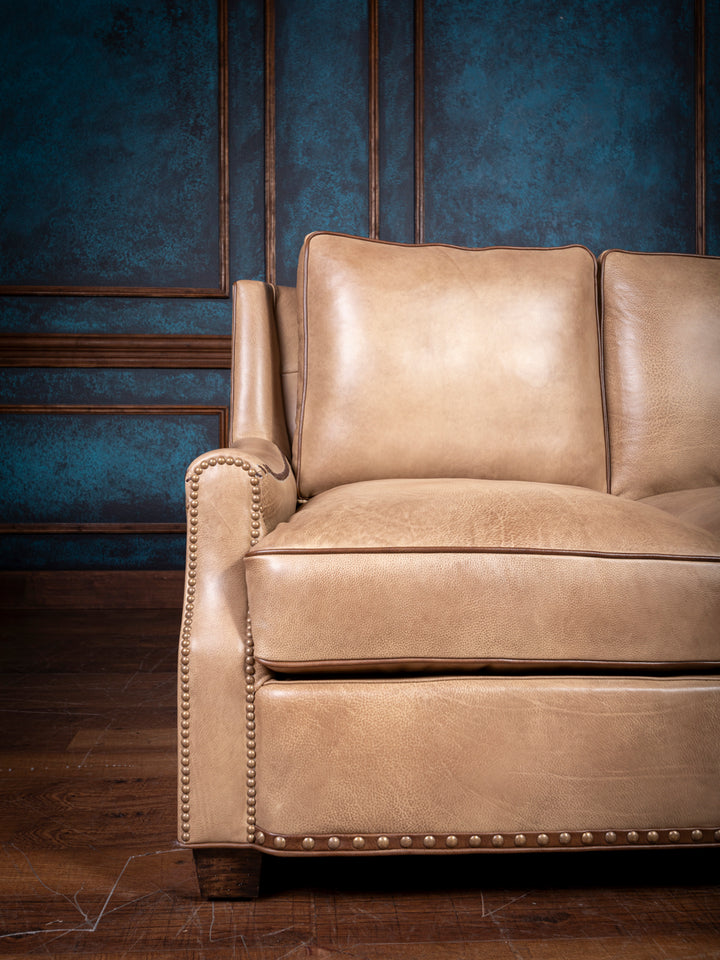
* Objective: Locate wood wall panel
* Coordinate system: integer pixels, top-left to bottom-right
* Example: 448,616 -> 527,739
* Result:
0,0 -> 715,577
422,0 -> 698,253
0,405 -> 226,569
0,0 -> 229,298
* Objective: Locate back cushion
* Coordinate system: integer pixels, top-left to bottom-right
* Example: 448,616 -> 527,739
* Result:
293,233 -> 607,498
601,250 -> 720,499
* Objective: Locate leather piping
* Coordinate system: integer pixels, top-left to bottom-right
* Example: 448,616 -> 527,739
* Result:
247,545 -> 720,562
256,657 -> 720,675
595,254 -> 611,493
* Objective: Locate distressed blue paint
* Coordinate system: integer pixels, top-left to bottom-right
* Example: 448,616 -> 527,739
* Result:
229,0 -> 265,281
275,0 -> 369,285
0,534 -> 185,570
378,0 -> 416,243
708,0 -> 720,256
0,0 -> 220,288
1,0 -> 711,574
0,297 -> 232,335
2,413 -> 218,523
0,369 -> 230,406
424,0 -> 695,252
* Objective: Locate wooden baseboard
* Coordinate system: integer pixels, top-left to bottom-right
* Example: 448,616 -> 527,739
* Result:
0,570 -> 184,609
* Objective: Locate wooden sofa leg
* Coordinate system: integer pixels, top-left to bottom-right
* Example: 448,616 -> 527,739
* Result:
193,848 -> 264,899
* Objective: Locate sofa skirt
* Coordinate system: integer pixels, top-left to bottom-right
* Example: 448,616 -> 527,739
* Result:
252,674 -> 720,854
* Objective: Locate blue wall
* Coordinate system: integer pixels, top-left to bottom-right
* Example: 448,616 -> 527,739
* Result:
1,0 -> 716,569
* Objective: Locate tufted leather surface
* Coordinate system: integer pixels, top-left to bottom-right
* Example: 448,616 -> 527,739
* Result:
601,250 -> 720,500
245,478 -> 720,671
293,233 -> 607,498
254,676 -> 720,837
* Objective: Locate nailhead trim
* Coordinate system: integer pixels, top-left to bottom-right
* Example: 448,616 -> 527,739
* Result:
253,827 -> 720,853
245,611 -> 257,843
180,455 -> 265,846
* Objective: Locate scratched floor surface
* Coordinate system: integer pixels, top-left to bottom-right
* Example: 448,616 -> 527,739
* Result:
1,607 -> 719,959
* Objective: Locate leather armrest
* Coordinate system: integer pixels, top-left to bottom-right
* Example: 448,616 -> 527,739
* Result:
186,437 -> 296,544
178,438 -> 296,847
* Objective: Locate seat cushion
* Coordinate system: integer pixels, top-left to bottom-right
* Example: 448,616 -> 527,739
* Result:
245,479 -> 720,673
293,233 -> 607,498
641,487 -> 720,538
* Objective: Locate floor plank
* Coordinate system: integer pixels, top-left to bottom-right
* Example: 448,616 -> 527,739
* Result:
1,608 -> 719,958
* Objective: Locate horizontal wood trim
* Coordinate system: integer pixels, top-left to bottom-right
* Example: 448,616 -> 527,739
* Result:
0,333 -> 232,368
0,403 -> 229,447
0,570 -> 184,608
0,286 -> 230,298
0,523 -> 186,535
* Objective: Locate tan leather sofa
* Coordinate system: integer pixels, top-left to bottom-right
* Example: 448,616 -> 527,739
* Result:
178,233 -> 720,899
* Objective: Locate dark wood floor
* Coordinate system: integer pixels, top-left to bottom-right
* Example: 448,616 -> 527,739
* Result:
1,603 -> 719,958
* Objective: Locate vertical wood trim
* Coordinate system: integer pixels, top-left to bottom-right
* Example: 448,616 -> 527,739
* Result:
368,0 -> 380,239
414,0 -> 425,244
695,0 -> 707,255
218,0 -> 230,294
265,0 -> 277,283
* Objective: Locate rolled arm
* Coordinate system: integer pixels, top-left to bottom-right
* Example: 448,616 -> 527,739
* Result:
178,438 -> 297,847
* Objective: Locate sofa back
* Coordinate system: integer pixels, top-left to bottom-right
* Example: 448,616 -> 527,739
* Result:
291,232 -> 607,499
601,250 -> 720,500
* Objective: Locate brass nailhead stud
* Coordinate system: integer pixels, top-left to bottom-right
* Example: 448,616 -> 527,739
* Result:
714,830 -> 720,842
514,834 -> 527,847
647,831 -> 659,844
469,835 -> 482,847
492,835 -> 504,848
377,836 -> 390,849
352,836 -> 365,849
581,833 -> 594,845
273,836 -> 286,849
423,835 -> 436,848
669,830 -> 680,842
605,832 -> 617,844
537,834 -> 550,846
559,833 -> 572,845
691,830 -> 704,842
627,831 -> 639,843
255,832 -> 265,845
302,837 -> 315,850
446,835 -> 459,848
328,837 -> 341,850
400,836 -> 413,848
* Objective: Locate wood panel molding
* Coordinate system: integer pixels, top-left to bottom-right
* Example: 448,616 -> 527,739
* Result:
414,0 -> 425,244
265,0 -> 277,284
1,403 -> 226,538
0,403 -> 228,445
696,0 -> 706,255
219,0 -> 230,294
369,0 -> 380,239
0,523 -> 186,535
0,333 -> 232,368
0,0 -> 229,299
